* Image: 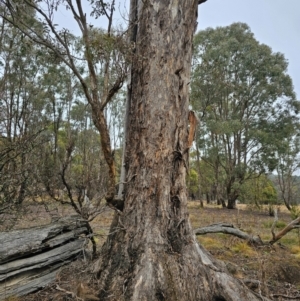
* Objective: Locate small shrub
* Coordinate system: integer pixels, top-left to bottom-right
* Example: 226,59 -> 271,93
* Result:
290,245 -> 300,259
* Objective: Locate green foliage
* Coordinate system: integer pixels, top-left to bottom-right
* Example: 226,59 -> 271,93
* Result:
188,152 -> 224,200
0,18 -> 55,214
187,168 -> 199,195
0,17 -> 120,220
191,23 -> 299,207
280,235 -> 299,247
275,137 -> 300,210
239,174 -> 278,207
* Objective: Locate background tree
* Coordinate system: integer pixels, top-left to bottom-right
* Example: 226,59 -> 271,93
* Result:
239,174 -> 278,214
191,22 -> 299,209
0,15 -> 51,220
189,149 -> 225,205
275,135 -> 300,211
0,0 -> 128,208
0,3 -> 126,243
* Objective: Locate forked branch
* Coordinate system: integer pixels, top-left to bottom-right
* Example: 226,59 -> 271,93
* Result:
269,215 -> 300,245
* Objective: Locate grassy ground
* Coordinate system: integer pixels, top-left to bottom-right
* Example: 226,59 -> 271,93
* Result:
192,202 -> 300,300
3,201 -> 300,300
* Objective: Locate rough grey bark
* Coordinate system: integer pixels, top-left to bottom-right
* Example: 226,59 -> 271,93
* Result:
0,216 -> 88,299
95,1 -> 270,300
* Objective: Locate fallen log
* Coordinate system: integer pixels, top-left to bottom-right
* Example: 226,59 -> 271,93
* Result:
194,217 -> 300,246
194,223 -> 264,245
0,215 -> 89,299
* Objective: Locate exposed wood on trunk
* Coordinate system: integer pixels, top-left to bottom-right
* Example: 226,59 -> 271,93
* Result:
188,111 -> 198,148
0,216 -> 88,299
95,1 -> 270,300
271,293 -> 300,300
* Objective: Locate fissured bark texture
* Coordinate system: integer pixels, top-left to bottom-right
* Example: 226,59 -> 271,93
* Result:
96,1 -> 268,300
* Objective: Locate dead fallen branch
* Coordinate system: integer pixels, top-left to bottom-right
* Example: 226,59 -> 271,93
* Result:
194,223 -> 263,245
194,216 -> 300,246
0,215 -> 88,299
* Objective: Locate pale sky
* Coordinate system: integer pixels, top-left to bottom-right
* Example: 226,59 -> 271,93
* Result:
55,0 -> 300,99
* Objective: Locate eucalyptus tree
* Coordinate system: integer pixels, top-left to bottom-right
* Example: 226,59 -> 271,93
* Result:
94,1 -> 266,300
0,0 -> 128,208
191,23 -> 299,209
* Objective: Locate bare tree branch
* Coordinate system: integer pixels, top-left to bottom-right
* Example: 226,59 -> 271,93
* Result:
194,223 -> 264,245
269,216 -> 300,245
195,215 -> 300,246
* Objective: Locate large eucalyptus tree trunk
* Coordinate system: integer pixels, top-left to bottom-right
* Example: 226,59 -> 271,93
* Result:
96,1 -> 268,300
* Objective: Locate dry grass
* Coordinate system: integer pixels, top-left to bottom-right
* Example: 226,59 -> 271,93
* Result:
188,202 -> 300,299
290,245 -> 300,259
4,201 -> 300,301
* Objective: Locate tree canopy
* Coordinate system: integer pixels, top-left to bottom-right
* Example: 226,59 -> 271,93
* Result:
191,22 -> 300,208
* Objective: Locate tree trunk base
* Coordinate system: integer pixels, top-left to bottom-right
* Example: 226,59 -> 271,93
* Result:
94,216 -> 269,301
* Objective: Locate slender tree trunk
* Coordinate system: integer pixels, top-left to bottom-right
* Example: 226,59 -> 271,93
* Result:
226,179 -> 237,209
206,193 -> 210,204
117,0 -> 137,200
96,1 -> 268,300
195,129 -> 203,207
92,109 -> 116,201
